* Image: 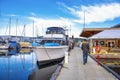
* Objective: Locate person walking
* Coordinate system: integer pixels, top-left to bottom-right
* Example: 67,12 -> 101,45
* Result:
81,39 -> 90,65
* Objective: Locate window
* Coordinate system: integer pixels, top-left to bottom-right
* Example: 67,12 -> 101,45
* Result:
100,41 -> 104,46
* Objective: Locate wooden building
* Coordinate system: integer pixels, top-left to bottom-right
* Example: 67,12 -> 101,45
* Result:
80,28 -> 120,54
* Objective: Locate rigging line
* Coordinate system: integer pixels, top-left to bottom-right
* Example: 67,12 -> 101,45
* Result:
21,24 -> 25,36
43,46 -> 61,65
5,21 -> 9,35
43,46 -> 51,59
21,25 -> 26,36
17,23 -> 22,37
20,25 -> 25,41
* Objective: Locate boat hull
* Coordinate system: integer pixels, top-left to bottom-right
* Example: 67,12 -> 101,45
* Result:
33,46 -> 68,65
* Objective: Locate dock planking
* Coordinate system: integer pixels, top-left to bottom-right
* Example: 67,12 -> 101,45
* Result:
56,48 -> 117,80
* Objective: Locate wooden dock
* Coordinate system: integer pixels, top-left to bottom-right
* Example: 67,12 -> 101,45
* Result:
56,48 -> 118,80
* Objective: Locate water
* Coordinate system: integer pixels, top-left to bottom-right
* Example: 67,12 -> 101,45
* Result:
100,58 -> 120,78
0,49 -> 59,80
109,67 -> 120,75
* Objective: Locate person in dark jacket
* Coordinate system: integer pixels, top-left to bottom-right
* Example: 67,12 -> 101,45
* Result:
81,39 -> 89,65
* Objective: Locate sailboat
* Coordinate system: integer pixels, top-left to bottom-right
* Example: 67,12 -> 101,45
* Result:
33,27 -> 69,65
31,21 -> 40,47
0,18 -> 21,50
18,25 -> 32,48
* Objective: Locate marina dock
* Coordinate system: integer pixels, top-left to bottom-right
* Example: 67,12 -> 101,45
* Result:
56,48 -> 118,80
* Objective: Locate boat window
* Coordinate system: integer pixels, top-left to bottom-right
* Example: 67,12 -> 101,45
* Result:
40,40 -> 61,45
46,27 -> 65,35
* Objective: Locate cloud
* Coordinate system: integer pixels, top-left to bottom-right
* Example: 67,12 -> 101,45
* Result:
0,16 -> 81,37
62,3 -> 120,24
0,13 -> 82,37
27,17 -> 79,37
28,16 -> 73,26
3,14 -> 19,17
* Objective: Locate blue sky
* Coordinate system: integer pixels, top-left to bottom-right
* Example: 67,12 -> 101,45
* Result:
0,0 -> 120,37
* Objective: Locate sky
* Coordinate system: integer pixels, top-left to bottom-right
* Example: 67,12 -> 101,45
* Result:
0,0 -> 120,37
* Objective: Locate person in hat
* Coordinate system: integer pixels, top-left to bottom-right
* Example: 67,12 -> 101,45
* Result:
81,39 -> 90,65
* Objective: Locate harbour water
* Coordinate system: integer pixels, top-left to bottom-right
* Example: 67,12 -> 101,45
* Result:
110,67 -> 120,75
100,59 -> 120,77
0,48 -> 120,80
0,49 -> 60,80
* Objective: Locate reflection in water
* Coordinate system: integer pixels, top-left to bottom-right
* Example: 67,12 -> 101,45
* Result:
0,49 -> 37,80
0,49 -> 62,80
29,64 -> 59,80
109,67 -> 120,75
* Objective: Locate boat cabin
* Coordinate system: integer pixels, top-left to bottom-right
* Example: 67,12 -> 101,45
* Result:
46,27 -> 65,35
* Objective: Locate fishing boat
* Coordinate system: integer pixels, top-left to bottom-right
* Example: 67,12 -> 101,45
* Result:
33,27 -> 69,65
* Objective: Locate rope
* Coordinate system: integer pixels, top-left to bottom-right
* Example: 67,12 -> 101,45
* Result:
43,46 -> 51,59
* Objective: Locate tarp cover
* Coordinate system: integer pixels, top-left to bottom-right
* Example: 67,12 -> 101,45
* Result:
89,30 -> 120,39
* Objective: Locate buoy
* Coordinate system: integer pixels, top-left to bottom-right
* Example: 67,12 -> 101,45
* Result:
97,54 -> 100,65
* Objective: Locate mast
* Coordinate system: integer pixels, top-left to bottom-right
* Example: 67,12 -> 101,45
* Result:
9,17 -> 11,37
83,11 -> 85,28
24,24 -> 26,37
16,18 -> 18,36
70,25 -> 71,37
33,20 -> 34,37
16,18 -> 18,42
21,24 -> 26,41
7,17 -> 11,41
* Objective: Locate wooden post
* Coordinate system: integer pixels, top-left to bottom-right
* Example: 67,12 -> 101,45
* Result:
65,51 -> 68,64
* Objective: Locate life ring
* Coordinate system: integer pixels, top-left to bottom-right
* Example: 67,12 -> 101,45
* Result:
96,45 -> 102,53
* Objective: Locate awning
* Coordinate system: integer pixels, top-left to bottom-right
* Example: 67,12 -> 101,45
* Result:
79,28 -> 120,38
80,28 -> 104,37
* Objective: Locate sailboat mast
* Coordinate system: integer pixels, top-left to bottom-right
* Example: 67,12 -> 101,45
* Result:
16,18 -> 18,36
24,24 -> 26,37
33,21 -> 34,37
9,17 -> 11,37
83,11 -> 85,28
70,25 -> 71,37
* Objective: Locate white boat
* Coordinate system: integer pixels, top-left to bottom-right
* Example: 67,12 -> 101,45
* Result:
33,27 -> 69,65
0,44 -> 9,50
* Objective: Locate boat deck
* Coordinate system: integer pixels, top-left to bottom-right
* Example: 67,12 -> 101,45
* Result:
56,48 -> 118,80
